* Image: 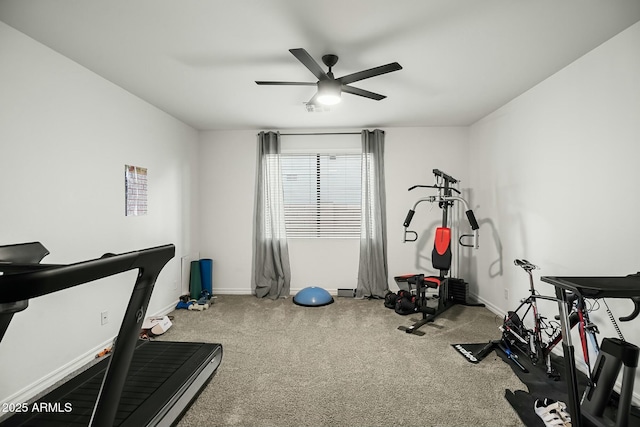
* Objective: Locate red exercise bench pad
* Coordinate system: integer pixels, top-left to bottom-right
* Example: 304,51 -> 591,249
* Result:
432,227 -> 452,271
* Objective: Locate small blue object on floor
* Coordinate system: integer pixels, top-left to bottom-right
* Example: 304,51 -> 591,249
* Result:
293,286 -> 334,307
175,300 -> 193,310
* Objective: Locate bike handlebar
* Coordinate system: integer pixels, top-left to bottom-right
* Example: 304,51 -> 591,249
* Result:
619,297 -> 640,322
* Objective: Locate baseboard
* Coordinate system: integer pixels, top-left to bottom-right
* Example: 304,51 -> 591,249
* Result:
155,300 -> 180,316
472,292 -> 503,317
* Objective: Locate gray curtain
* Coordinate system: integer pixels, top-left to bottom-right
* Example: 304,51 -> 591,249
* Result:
252,131 -> 291,299
356,129 -> 389,298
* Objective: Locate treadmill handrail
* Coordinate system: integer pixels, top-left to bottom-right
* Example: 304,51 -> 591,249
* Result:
0,245 -> 174,304
0,243 -> 176,427
541,275 -> 640,299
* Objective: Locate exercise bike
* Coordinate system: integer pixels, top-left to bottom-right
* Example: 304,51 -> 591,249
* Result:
500,259 -> 600,380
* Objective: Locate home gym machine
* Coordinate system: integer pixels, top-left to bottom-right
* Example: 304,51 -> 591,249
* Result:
396,169 -> 481,336
0,241 -> 223,427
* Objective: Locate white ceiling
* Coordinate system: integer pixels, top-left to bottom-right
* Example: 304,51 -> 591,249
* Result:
2,0 -> 640,131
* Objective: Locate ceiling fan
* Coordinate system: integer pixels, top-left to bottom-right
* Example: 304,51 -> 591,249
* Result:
256,48 -> 402,106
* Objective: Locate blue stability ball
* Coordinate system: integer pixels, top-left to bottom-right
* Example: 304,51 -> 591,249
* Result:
293,286 -> 334,307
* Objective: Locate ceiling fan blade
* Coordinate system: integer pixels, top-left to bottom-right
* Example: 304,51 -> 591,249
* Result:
307,93 -> 319,105
338,62 -> 402,85
289,48 -> 328,81
342,85 -> 386,101
256,81 -> 317,86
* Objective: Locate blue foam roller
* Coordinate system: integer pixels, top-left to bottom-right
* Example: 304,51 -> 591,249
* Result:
293,286 -> 334,307
199,259 -> 213,294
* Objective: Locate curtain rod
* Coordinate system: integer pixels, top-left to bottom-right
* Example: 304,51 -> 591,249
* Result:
279,132 -> 361,136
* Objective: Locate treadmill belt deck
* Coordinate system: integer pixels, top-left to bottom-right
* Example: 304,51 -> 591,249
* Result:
1,340 -> 222,427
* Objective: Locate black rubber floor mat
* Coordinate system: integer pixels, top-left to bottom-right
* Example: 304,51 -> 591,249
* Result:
451,341 -> 498,364
498,349 -> 640,427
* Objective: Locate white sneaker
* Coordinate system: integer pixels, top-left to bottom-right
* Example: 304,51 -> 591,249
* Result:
534,398 -> 572,427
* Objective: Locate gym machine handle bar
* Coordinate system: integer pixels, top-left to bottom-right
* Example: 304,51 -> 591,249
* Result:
402,196 -> 479,248
408,184 -> 461,195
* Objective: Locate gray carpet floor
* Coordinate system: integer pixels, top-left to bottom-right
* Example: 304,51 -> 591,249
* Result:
156,295 -> 527,427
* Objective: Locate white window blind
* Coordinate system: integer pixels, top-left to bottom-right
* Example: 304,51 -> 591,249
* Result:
279,153 -> 362,238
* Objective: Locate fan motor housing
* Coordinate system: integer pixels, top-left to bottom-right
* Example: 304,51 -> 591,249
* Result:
322,54 -> 339,68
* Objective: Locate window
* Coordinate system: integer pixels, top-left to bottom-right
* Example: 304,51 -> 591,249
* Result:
261,134 -> 367,239
280,153 -> 362,238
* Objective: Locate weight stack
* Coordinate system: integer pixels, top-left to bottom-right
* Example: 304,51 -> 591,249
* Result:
447,278 -> 469,303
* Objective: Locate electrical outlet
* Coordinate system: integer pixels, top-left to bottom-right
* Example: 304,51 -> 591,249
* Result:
504,288 -> 509,300
101,311 -> 108,325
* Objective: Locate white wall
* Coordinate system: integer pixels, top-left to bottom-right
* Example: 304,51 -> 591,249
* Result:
198,130 -> 256,293
469,21 -> 640,379
0,22 -> 200,405
198,127 -> 470,295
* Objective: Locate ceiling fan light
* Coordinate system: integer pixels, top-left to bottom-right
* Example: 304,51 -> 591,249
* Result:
317,80 -> 341,105
317,93 -> 341,105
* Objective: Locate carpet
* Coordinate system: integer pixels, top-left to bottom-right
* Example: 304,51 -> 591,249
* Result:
155,295 -> 527,426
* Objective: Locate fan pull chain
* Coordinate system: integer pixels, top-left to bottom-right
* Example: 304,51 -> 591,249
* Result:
603,298 -> 625,341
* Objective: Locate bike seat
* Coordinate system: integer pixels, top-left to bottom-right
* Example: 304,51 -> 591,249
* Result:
514,259 -> 538,271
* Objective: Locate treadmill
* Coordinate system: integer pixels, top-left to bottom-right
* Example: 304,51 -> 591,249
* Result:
0,242 -> 222,427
